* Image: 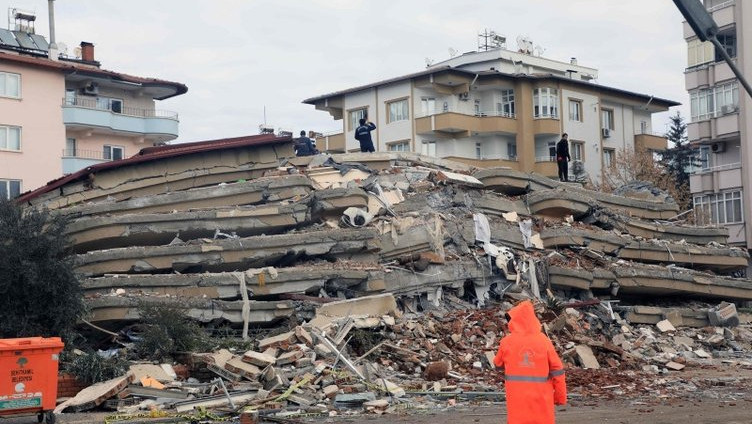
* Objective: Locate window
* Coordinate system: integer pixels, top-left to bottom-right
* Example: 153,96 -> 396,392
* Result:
568,99 -> 582,122
496,89 -> 515,117
533,88 -> 558,118
387,99 -> 408,123
421,98 -> 435,116
348,108 -> 367,131
65,138 -> 77,157
687,39 -> 714,67
507,143 -> 517,160
474,100 -> 482,116
421,141 -> 436,157
690,83 -> 738,121
601,109 -> 614,130
387,141 -> 409,152
548,140 -> 557,160
698,145 -> 711,170
0,125 -> 21,151
640,121 -> 648,134
0,179 -> 21,199
571,141 -> 584,161
103,145 -> 124,161
0,72 -> 20,98
603,148 -> 615,168
694,190 -> 743,225
65,89 -> 76,105
715,32 -> 736,62
475,142 -> 482,159
96,96 -> 123,113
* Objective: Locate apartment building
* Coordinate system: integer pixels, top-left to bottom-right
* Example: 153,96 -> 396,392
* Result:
304,45 -> 677,183
683,0 -> 751,247
0,10 -> 186,197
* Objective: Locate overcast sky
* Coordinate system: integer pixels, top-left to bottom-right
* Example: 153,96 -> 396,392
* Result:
2,0 -> 690,142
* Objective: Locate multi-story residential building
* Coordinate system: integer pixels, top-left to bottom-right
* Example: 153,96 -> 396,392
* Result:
683,0 -> 750,247
0,11 -> 186,198
304,44 -> 677,184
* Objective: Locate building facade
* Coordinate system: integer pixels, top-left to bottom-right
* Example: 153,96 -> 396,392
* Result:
304,47 -> 676,184
684,0 -> 750,247
0,19 -> 186,197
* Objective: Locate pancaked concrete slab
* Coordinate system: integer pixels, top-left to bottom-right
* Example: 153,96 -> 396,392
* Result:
453,191 -> 529,217
312,187 -> 369,218
66,202 -> 309,252
618,240 -> 748,273
526,189 -> 592,218
308,293 -> 399,329
74,228 -> 380,277
85,296 -> 294,325
330,152 -> 474,173
27,145 -> 291,210
81,266 -> 375,299
617,218 -> 728,245
540,227 -> 626,254
377,260 -> 494,296
55,176 -> 313,218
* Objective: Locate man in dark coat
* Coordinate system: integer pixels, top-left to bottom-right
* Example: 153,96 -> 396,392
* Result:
556,133 -> 571,182
295,130 -> 317,156
354,119 -> 377,152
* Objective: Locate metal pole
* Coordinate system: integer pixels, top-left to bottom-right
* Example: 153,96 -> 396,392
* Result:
710,36 -> 752,99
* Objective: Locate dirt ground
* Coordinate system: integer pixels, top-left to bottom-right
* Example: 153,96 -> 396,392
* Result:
3,368 -> 752,423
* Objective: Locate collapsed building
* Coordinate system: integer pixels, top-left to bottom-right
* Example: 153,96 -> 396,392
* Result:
18,133 -> 752,331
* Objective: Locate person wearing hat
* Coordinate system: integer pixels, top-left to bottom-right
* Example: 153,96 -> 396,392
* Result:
494,301 -> 567,423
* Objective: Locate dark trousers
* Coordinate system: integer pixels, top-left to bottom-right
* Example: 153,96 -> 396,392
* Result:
359,140 -> 375,153
557,159 -> 569,182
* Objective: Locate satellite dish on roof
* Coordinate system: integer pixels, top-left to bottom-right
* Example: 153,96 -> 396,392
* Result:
73,46 -> 82,59
57,42 -> 68,56
516,35 -> 533,54
425,57 -> 434,67
448,47 -> 457,58
533,45 -> 545,57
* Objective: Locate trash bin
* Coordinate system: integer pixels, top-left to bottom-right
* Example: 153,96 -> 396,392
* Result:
0,337 -> 64,424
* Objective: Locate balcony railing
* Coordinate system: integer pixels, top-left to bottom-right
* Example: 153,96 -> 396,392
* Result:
708,0 -> 734,12
62,97 -> 179,120
61,149 -> 112,160
690,162 -> 741,175
415,107 -> 516,119
535,156 -> 557,162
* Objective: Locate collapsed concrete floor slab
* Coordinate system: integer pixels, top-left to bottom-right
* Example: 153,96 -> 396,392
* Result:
74,228 -> 380,277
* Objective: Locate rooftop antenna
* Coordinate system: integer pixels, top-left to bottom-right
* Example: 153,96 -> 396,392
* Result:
448,47 -> 457,58
516,35 -> 533,55
478,29 -> 505,51
425,57 -> 434,67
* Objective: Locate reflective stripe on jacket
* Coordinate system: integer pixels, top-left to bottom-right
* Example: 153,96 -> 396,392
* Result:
494,301 -> 567,424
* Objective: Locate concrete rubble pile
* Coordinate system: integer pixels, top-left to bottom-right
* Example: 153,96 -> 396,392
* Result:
25,151 -> 752,419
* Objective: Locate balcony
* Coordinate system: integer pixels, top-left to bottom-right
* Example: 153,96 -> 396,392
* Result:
61,149 -> 112,175
690,162 -> 742,192
534,157 -> 558,177
62,97 -> 179,140
683,1 -> 735,39
415,108 -> 517,137
315,131 -> 345,153
635,132 -> 668,151
445,156 -> 520,170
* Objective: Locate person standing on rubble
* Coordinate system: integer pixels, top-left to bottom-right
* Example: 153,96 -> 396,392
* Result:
556,133 -> 571,182
354,118 -> 377,152
295,130 -> 317,156
494,300 -> 567,424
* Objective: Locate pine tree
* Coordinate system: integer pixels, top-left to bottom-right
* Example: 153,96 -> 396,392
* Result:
0,199 -> 85,338
660,111 -> 694,208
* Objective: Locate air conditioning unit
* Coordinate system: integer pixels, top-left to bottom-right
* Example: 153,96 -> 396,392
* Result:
601,128 -> 611,138
711,142 -> 726,153
81,82 -> 99,96
458,92 -> 469,101
721,104 -> 738,115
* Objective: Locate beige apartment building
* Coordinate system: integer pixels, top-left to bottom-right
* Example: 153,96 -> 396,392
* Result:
0,11 -> 186,198
684,0 -> 752,248
304,44 -> 677,183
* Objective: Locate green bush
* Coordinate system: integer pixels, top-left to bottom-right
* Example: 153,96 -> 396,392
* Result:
65,351 -> 129,384
135,301 -> 206,360
0,199 -> 85,338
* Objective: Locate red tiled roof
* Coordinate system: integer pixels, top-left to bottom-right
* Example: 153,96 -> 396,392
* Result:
0,52 -> 187,100
17,134 -> 292,203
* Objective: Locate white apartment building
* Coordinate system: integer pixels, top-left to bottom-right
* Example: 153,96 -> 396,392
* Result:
304,44 -> 677,183
684,0 -> 750,247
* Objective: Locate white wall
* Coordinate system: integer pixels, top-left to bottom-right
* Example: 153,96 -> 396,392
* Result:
479,134 -> 516,159
343,89 -> 377,151
562,89 -> 600,180
375,82 -> 411,151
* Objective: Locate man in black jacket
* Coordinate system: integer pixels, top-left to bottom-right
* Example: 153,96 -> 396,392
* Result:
295,130 -> 317,156
556,133 -> 571,182
354,119 -> 377,152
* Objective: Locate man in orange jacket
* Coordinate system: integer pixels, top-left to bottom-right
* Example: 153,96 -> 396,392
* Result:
494,301 -> 567,424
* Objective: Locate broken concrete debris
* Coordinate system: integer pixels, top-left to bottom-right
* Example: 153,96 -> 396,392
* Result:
22,152 -> 752,420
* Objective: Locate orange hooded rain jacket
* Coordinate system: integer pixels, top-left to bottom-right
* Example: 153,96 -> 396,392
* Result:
494,301 -> 567,424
